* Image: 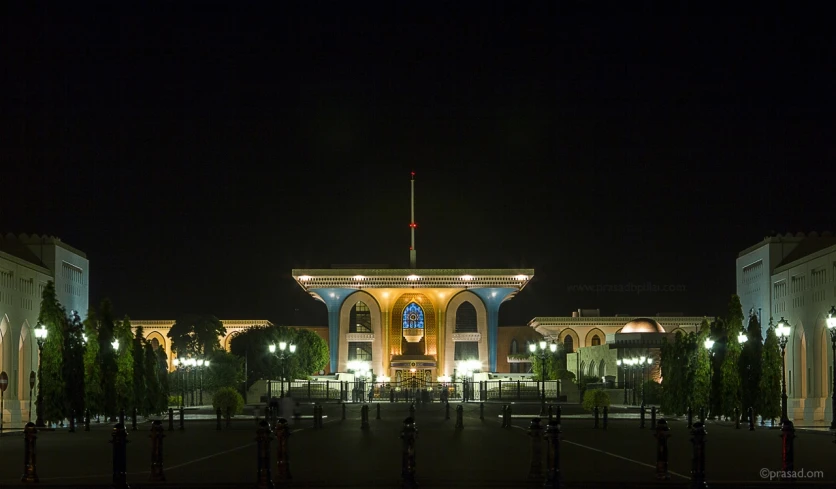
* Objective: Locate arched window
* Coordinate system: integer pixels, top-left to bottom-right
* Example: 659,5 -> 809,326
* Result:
588,362 -> 597,377
563,336 -> 574,353
455,302 -> 477,332
402,303 -> 424,330
349,301 -> 372,333
591,335 -> 601,346
598,359 -> 606,378
510,339 -> 518,354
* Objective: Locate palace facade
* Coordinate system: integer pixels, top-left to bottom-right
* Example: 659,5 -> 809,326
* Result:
292,268 -> 533,382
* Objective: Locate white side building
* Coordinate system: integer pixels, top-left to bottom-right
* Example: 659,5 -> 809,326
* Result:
0,233 -> 89,426
736,232 -> 836,423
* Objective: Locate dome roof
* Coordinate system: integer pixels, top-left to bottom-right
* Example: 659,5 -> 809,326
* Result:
622,318 -> 665,333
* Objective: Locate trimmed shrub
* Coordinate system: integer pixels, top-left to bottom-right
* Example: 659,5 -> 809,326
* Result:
212,387 -> 244,416
582,389 -> 611,412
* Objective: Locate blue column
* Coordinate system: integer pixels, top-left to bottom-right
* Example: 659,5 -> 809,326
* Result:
471,288 -> 517,373
309,288 -> 350,372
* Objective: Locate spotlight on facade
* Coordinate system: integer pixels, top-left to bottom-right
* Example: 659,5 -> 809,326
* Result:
515,275 -> 529,281
299,275 -> 311,281
407,275 -> 419,281
461,275 -> 474,281
353,275 -> 365,281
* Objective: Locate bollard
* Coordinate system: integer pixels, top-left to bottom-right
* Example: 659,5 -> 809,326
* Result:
698,406 -> 705,424
226,407 -> 232,428
168,408 -> 174,431
256,420 -> 274,489
69,408 -> 76,433
555,405 -> 562,425
275,418 -> 292,482
506,405 -> 513,428
445,402 -> 450,420
690,421 -> 707,488
119,408 -> 126,426
501,405 -> 508,428
217,407 -> 222,431
132,407 -> 138,431
544,420 -> 561,488
149,420 -> 165,482
528,418 -> 543,479
111,422 -> 129,489
602,406 -> 608,430
781,420 -> 795,477
400,417 -> 418,489
85,409 -> 91,432
410,403 -> 416,420
361,405 -> 370,430
594,406 -> 599,429
748,407 -> 755,431
548,404 -> 553,421
687,406 -> 693,429
654,418 -> 671,480
480,402 -> 484,421
640,404 -> 645,428
735,407 -> 740,429
179,407 -> 185,431
390,388 -> 395,403
455,405 -> 464,430
341,403 -> 346,420
651,406 -> 657,429
20,422 -> 39,483
376,403 -> 381,420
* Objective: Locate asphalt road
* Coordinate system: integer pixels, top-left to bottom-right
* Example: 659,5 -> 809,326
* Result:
0,402 -> 833,488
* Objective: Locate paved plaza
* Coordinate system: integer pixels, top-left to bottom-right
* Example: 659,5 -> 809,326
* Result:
0,402 -> 834,488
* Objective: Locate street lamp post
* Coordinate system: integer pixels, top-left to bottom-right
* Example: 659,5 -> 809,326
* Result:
172,357 -> 190,408
616,359 -> 627,404
269,341 -> 297,399
826,306 -> 836,430
641,357 -> 653,405
196,359 -> 210,405
775,317 -> 792,423
704,338 -> 715,417
529,340 -> 558,413
34,324 -> 48,427
737,330 -> 749,421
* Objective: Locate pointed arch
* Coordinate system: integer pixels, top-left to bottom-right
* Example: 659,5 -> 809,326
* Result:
19,320 -> 32,400
444,291 -> 488,377
558,328 -> 579,354
339,290 -> 383,375
0,315 -> 9,376
584,328 -> 606,348
598,359 -> 606,378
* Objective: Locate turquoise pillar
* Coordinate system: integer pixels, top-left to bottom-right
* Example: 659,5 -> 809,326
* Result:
471,288 -> 517,372
309,288 -> 350,372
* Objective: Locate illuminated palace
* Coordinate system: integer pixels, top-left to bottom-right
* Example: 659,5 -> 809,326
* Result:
292,269 -> 533,382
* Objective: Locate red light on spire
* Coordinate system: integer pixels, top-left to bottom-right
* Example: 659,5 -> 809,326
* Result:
411,171 -> 415,177
409,223 -> 417,228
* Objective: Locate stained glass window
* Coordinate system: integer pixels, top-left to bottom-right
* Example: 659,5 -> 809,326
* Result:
402,302 -> 424,329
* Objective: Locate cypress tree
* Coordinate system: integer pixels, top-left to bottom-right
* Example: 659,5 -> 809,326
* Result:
36,281 -> 67,425
708,318 -> 725,418
693,325 -> 712,413
83,308 -> 104,417
143,342 -> 162,415
759,324 -> 783,424
98,299 -> 118,420
155,347 -> 171,412
132,326 -> 148,415
64,310 -> 86,422
740,311 -> 763,418
114,315 -> 135,413
720,295 -> 744,418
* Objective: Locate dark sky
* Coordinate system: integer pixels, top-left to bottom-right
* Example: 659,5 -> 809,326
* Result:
3,4 -> 835,326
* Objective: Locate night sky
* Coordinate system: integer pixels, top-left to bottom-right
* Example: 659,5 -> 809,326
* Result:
4,5 -> 834,327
